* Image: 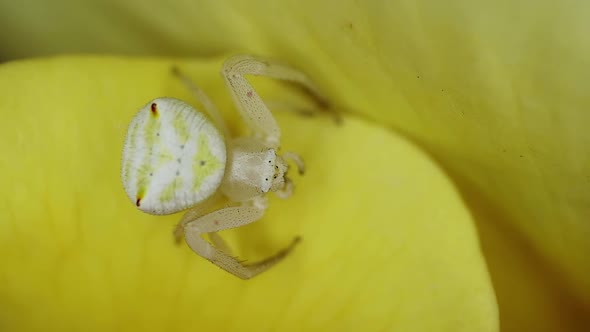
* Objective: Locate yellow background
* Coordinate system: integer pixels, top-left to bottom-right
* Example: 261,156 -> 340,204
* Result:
1,0 -> 589,331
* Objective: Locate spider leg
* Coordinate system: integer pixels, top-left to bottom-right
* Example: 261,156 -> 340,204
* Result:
182,201 -> 300,279
208,232 -> 233,256
172,66 -> 230,139
173,193 -> 223,243
221,55 -> 333,148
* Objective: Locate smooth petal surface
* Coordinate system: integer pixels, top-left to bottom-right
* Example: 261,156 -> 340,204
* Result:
1,0 -> 589,330
0,57 -> 496,331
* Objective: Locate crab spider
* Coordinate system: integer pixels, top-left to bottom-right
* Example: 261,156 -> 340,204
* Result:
121,55 -> 328,279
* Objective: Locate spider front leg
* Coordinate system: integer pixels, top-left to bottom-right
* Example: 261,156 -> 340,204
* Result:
182,199 -> 301,279
172,66 -> 230,139
222,55 -> 331,148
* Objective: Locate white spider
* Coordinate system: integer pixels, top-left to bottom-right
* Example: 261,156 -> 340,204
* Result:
121,55 -> 327,279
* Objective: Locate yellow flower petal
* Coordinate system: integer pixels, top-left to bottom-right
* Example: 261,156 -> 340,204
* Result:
4,0 -> 589,330
0,56 -> 497,331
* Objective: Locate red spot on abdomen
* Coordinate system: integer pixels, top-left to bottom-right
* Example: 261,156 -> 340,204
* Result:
136,198 -> 142,206
151,103 -> 158,115
214,220 -> 219,226
246,91 -> 253,98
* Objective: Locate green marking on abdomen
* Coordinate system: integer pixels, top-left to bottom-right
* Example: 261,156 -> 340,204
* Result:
136,115 -> 161,197
160,177 -> 179,203
123,121 -> 140,179
144,114 -> 161,146
173,112 -> 190,142
193,133 -> 223,191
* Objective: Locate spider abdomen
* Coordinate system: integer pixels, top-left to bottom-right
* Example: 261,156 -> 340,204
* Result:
121,97 -> 226,215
